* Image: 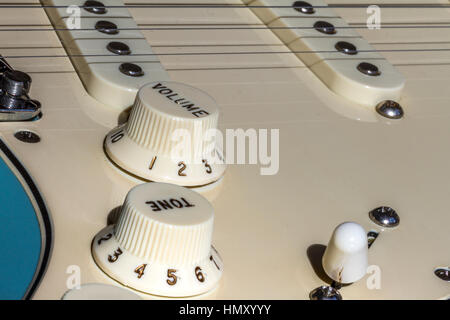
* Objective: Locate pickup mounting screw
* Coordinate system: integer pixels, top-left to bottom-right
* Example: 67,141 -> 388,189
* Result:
375,100 -> 404,120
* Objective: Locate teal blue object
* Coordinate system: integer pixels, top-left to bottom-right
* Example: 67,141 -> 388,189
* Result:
0,155 -> 41,299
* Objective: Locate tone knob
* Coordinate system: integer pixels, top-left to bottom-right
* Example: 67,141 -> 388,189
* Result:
322,222 -> 368,284
91,182 -> 223,297
1,70 -> 31,97
104,81 -> 226,188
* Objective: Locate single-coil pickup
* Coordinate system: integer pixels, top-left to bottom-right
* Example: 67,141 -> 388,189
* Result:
40,0 -> 170,110
243,0 -> 405,107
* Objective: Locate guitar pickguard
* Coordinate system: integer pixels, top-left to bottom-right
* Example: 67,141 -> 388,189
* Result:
0,138 -> 52,300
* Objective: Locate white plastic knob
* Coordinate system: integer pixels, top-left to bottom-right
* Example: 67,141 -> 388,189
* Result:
322,222 -> 368,284
91,182 -> 223,297
104,81 -> 226,188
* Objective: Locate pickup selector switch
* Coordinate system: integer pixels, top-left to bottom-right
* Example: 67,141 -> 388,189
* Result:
91,182 -> 223,297
322,222 -> 368,284
104,81 -> 226,188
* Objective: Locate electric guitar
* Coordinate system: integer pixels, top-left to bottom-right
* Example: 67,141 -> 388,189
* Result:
0,0 -> 449,300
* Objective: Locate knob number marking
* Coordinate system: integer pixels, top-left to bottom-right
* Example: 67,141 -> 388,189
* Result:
167,269 -> 178,285
149,156 -> 157,170
97,233 -> 112,245
134,264 -> 147,279
146,197 -> 195,212
178,161 -> 187,176
195,267 -> 205,283
110,130 -> 124,143
210,255 -> 220,271
202,159 -> 212,174
108,248 -> 123,263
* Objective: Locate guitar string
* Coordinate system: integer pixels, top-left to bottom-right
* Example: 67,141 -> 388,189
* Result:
2,24 -> 450,58
1,25 -> 450,31
1,3 -> 448,32
0,4 -> 449,58
2,4 -> 450,9
3,48 -> 450,60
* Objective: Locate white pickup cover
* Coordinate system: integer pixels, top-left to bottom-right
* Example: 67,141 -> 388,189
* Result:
41,0 -> 170,110
245,0 -> 405,107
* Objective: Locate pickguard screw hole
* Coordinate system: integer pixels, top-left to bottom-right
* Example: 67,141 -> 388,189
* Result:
14,130 -> 40,143
434,267 -> 450,282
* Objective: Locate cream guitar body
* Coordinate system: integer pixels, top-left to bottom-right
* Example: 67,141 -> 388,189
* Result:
0,0 -> 449,300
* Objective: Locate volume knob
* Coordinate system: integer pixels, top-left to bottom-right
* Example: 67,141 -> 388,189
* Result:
104,81 -> 226,188
91,182 -> 223,297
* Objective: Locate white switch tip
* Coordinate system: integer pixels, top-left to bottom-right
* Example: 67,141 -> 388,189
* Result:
322,222 -> 368,284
